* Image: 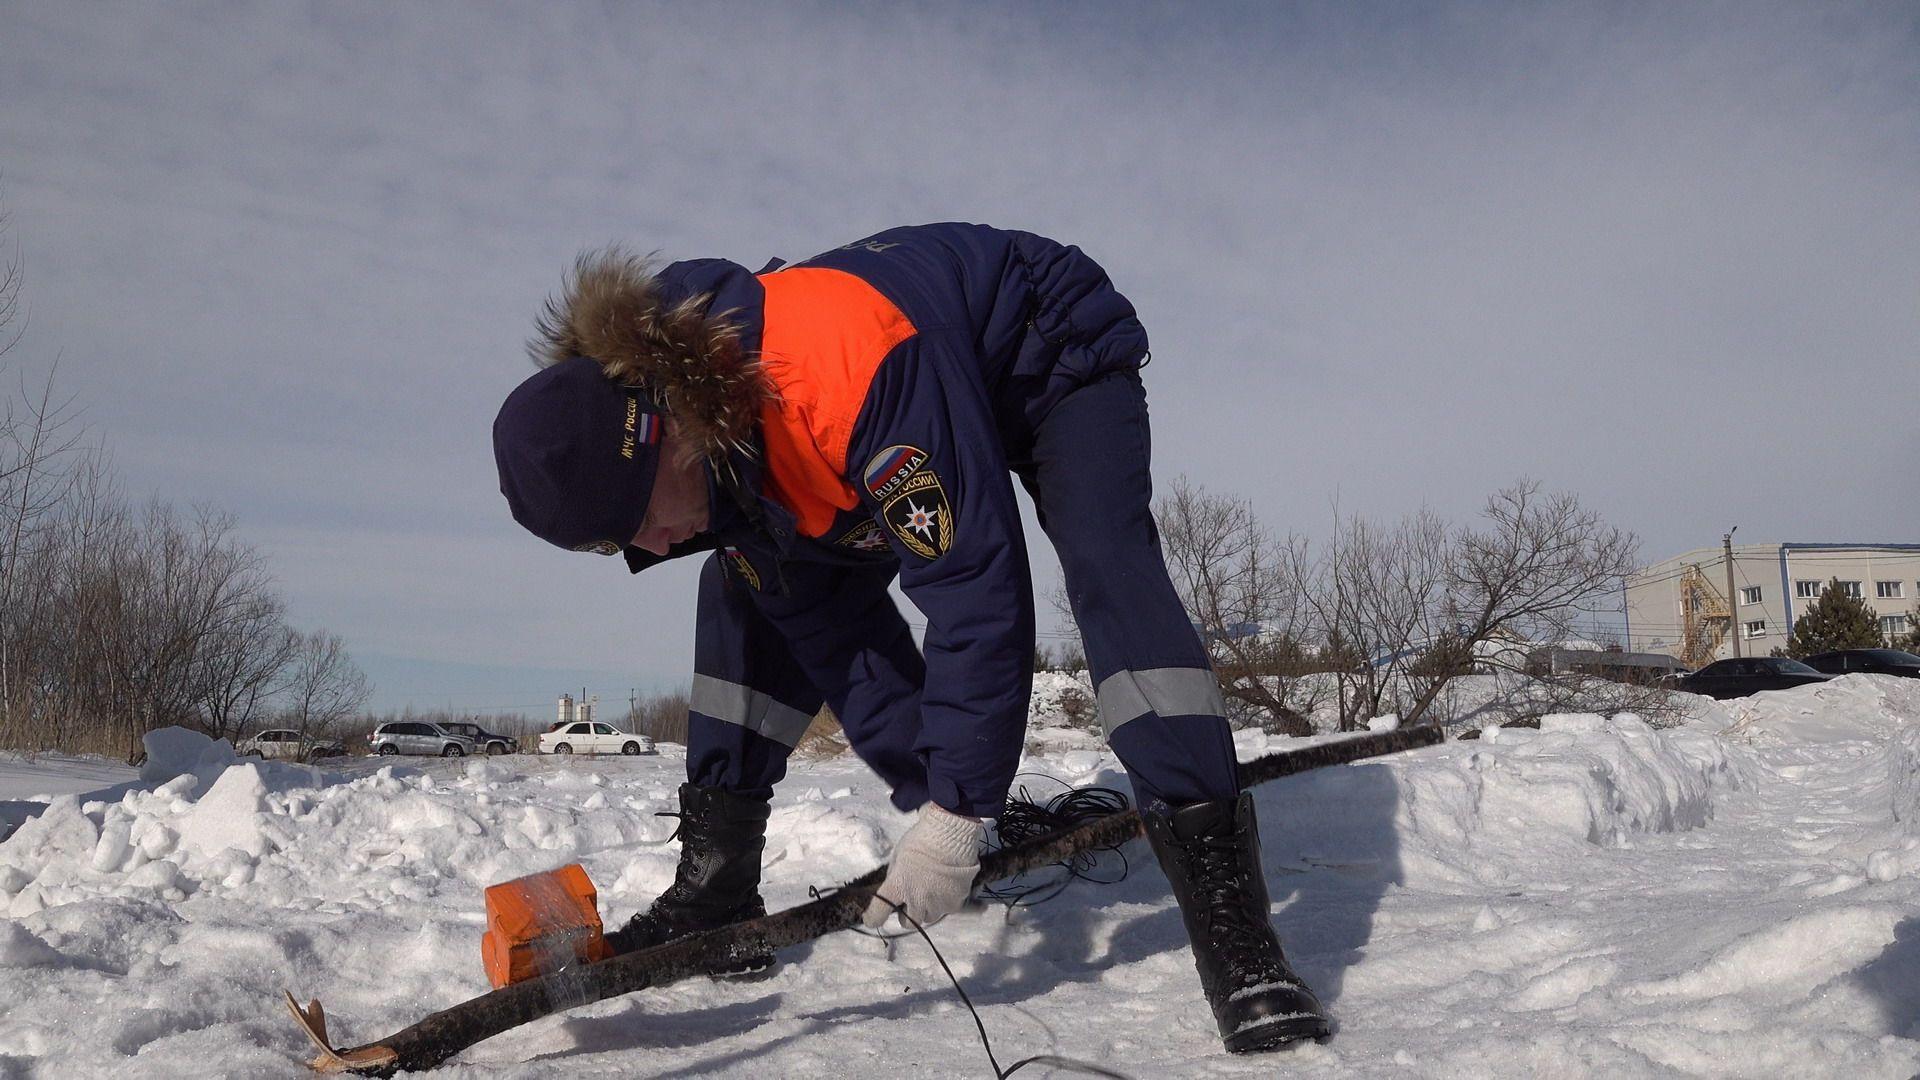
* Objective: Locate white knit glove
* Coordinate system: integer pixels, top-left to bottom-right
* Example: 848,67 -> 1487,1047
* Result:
862,803 -> 985,928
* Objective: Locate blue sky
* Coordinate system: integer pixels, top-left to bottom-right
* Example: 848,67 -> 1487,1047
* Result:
2,2 -> 1916,714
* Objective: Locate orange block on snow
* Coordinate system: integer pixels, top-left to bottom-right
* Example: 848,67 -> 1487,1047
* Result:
480,863 -> 613,989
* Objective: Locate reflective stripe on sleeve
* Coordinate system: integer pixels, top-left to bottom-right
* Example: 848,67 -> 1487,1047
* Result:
689,674 -> 817,748
1094,667 -> 1227,738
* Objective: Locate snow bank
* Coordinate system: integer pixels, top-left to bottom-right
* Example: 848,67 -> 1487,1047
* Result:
1896,717 -> 1920,831
1027,670 -> 1094,725
1024,670 -> 1106,752
1700,673 -> 1920,744
1249,711 -> 1754,890
0,755 -> 685,922
2,683 -> 1918,1076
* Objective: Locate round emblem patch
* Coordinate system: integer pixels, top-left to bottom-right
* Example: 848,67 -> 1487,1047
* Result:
881,470 -> 954,561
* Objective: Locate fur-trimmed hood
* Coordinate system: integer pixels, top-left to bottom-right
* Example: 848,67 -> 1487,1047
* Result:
530,250 -> 771,462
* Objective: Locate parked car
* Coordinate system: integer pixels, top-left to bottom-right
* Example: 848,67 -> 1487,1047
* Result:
439,722 -> 517,756
1673,657 -> 1835,699
369,721 -> 479,757
237,728 -> 346,762
1802,648 -> 1920,679
538,721 -> 655,756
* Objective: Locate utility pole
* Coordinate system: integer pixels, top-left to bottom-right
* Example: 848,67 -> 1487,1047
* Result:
1724,527 -> 1741,658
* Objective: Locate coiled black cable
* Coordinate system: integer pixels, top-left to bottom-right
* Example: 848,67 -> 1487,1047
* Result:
979,774 -> 1132,909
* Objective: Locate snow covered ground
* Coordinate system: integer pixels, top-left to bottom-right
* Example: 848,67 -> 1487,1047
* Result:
1,677 -> 1918,1078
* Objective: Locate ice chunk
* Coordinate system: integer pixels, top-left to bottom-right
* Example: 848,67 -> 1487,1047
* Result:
0,922 -> 63,968
175,764 -> 272,860
1,796 -> 97,869
125,859 -> 185,895
1538,713 -> 1609,733
90,814 -> 134,873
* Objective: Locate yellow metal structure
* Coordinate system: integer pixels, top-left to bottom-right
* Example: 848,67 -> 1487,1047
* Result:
1679,564 -> 1730,669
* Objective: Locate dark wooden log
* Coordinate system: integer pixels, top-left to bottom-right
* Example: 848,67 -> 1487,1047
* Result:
300,726 -> 1442,1074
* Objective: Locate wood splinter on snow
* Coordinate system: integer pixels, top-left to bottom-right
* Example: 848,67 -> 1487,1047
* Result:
284,993 -> 399,1074
284,726 -> 1443,1075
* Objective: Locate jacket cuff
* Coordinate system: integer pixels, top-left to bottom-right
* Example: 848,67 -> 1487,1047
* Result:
926,771 -> 1007,820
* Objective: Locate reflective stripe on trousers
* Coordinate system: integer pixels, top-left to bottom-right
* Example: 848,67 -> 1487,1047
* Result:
1095,667 -> 1226,738
690,673 -> 816,748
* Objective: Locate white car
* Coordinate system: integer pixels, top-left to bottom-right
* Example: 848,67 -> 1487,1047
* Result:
538,721 -> 655,756
237,728 -> 345,762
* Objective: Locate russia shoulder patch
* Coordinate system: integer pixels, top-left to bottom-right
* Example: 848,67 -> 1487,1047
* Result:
863,444 -> 929,501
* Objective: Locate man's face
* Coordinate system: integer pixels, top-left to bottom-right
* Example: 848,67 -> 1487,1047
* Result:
630,425 -> 710,556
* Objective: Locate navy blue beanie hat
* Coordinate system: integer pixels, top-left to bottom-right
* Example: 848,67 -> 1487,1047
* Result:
493,355 -> 665,555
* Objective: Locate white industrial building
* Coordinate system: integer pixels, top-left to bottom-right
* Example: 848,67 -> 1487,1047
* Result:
1625,542 -> 1920,667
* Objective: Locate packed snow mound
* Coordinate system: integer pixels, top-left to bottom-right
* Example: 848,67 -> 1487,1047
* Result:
1692,673 -> 1920,744
0,757 -> 677,920
137,725 -> 237,787
0,713 -> 1752,943
1247,712 -> 1754,891
1027,669 -> 1093,723
1896,721 -> 1920,831
2,686 -> 1918,1076
1025,670 -> 1105,751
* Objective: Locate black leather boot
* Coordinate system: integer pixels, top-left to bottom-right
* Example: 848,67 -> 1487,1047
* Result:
605,783 -> 775,977
1144,793 -> 1331,1052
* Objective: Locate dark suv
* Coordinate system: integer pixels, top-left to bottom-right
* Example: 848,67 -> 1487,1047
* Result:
1674,657 -> 1834,699
1803,649 -> 1920,679
440,722 -> 517,755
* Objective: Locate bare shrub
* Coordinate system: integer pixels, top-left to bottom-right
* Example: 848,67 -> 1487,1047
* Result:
1136,476 -> 1640,735
1056,686 -> 1099,732
794,705 -> 847,757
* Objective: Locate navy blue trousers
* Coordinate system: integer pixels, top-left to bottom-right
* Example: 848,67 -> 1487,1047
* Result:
684,369 -> 1240,813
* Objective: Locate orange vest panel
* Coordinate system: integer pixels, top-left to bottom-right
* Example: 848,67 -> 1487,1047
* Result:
755,268 -> 918,537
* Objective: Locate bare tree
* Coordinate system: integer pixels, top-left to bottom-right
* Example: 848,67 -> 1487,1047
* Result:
1294,505 -> 1452,730
1396,480 -> 1639,725
0,199 -> 21,362
198,600 -> 299,741
0,204 -> 90,733
24,498 -> 294,754
1076,476 -> 1641,736
280,630 -> 371,737
0,200 -> 369,757
1154,478 -> 1319,735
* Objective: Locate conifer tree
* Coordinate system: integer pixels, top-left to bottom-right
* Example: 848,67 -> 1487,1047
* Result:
1782,577 -> 1883,658
1902,607 -> 1920,653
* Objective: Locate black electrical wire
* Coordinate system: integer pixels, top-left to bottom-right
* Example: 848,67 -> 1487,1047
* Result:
979,774 -> 1133,908
804,777 -> 1143,1077
845,889 -> 1134,1080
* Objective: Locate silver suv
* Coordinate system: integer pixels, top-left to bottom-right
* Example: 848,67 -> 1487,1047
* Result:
368,721 -> 478,758
238,728 -> 346,762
